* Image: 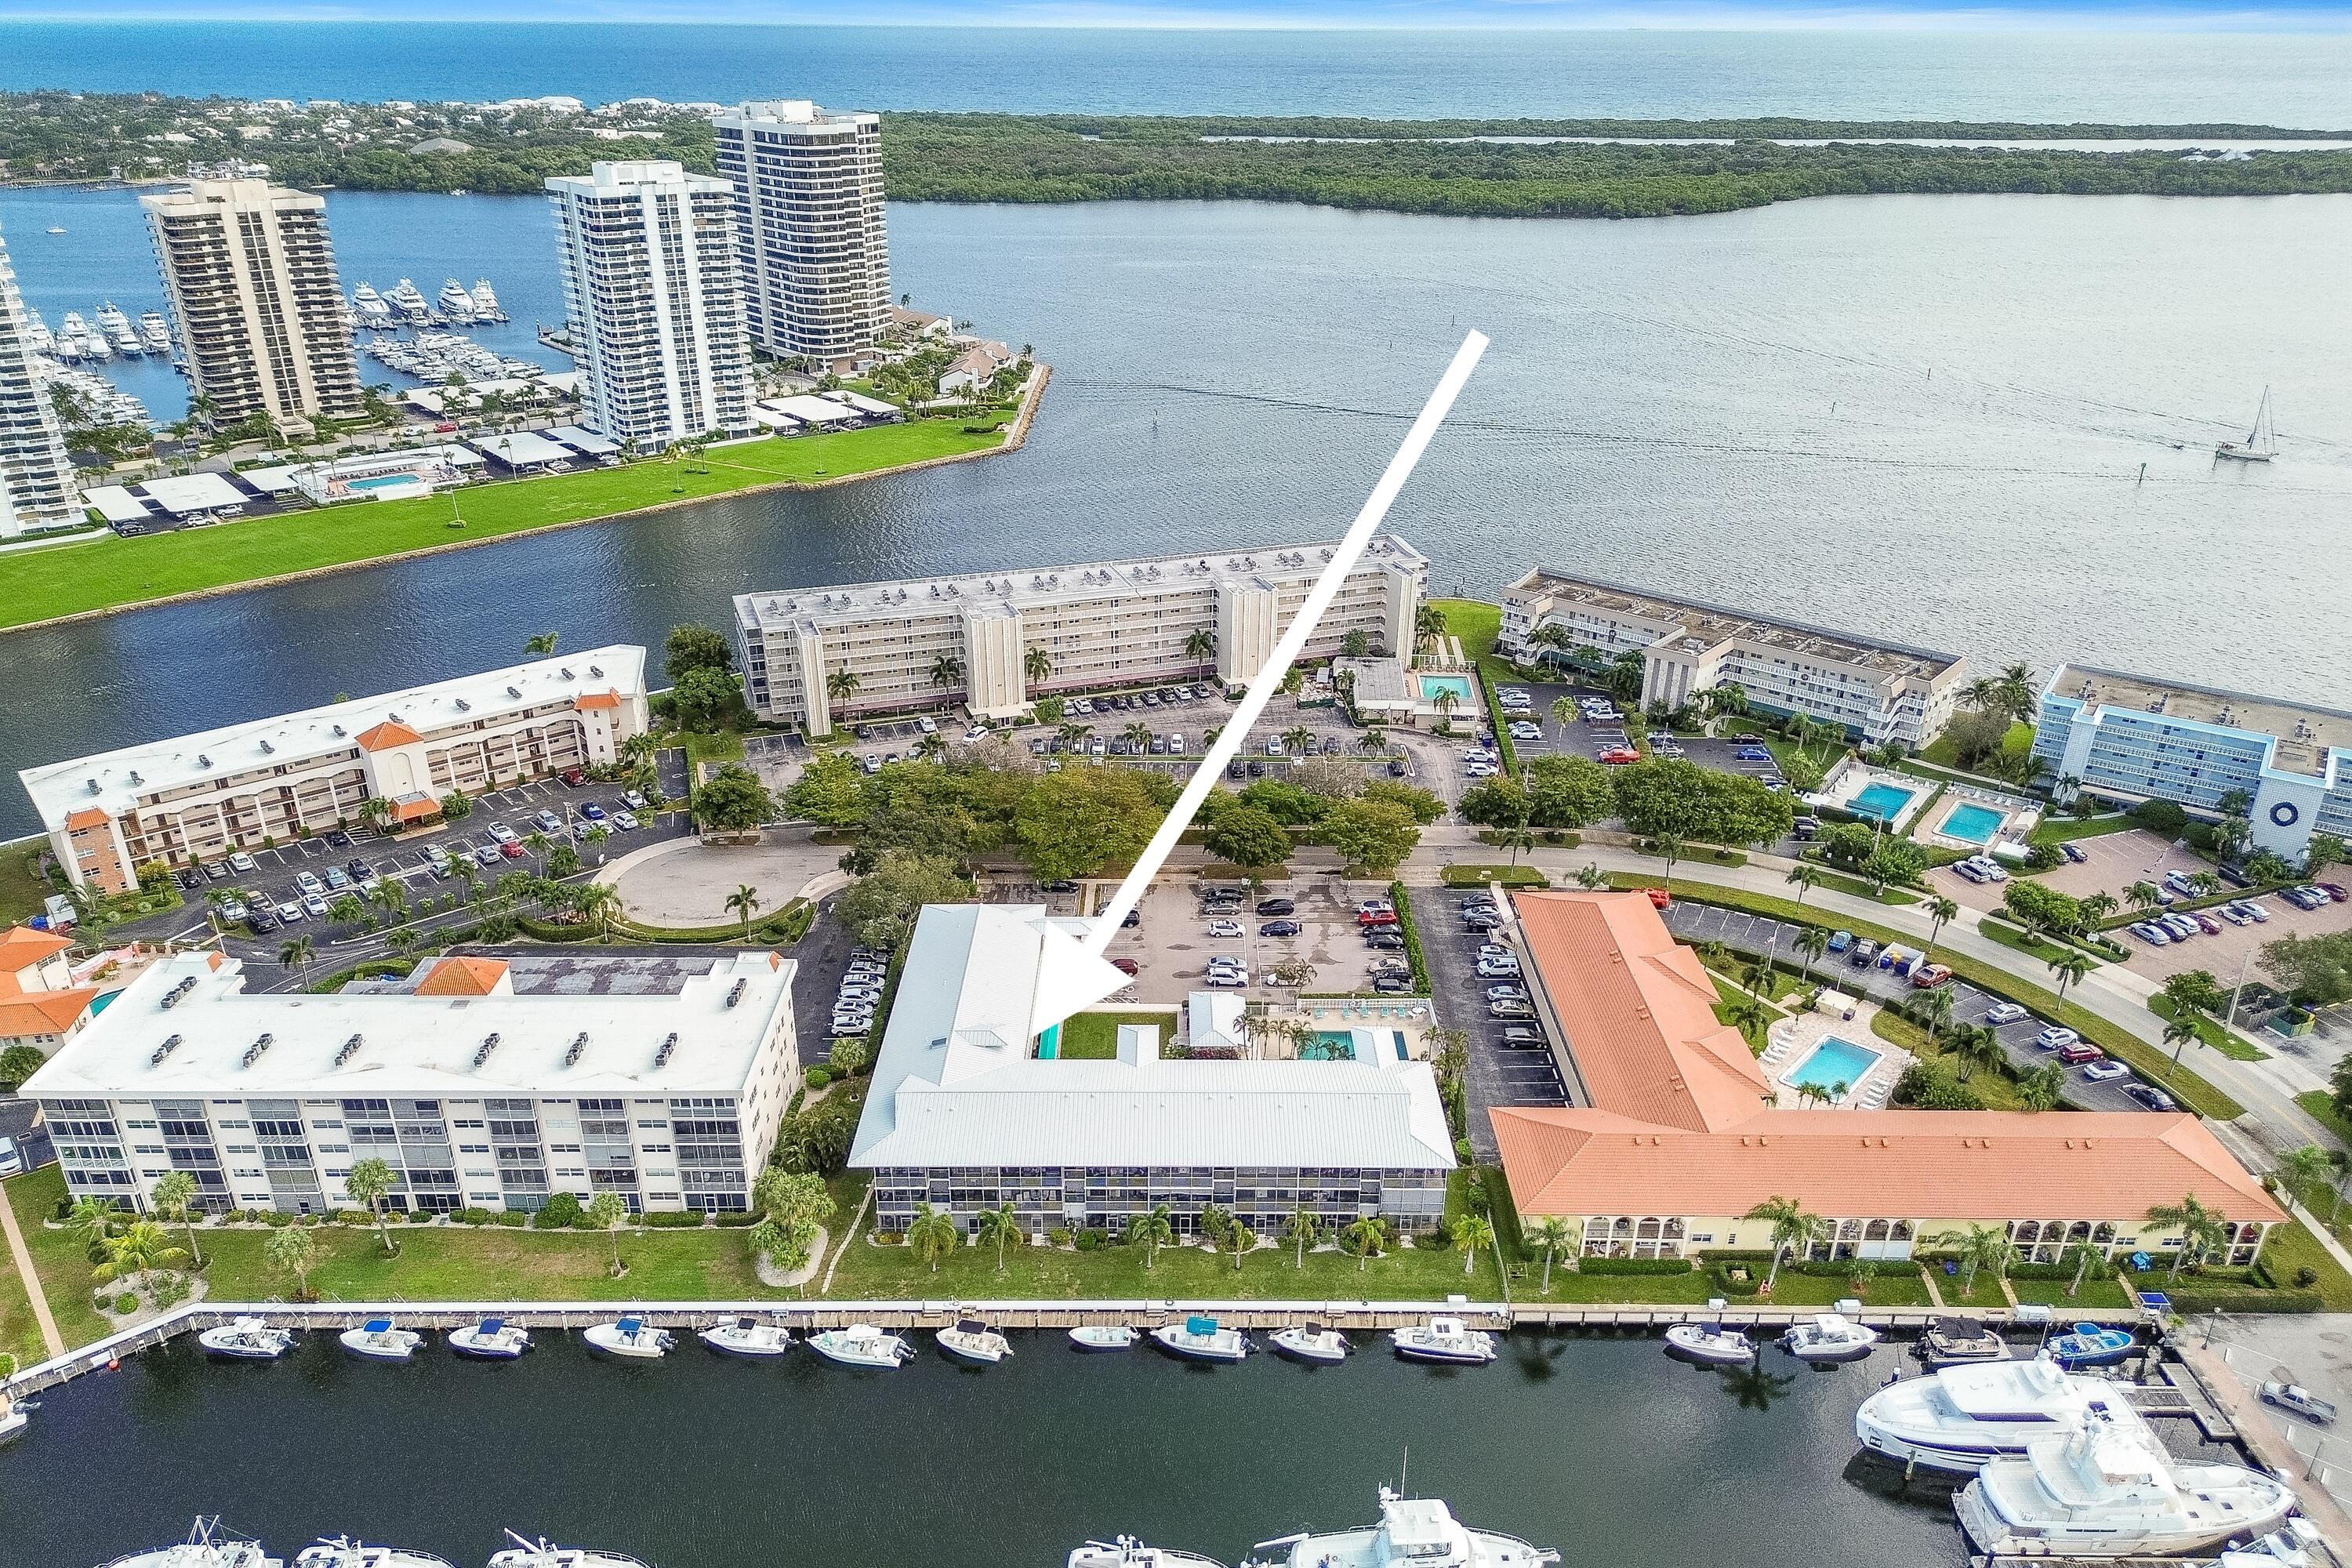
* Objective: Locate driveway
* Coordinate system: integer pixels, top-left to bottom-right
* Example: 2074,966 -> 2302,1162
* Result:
1408,884 -> 1566,1161
606,828 -> 842,926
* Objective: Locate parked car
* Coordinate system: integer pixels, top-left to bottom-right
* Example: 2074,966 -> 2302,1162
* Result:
1826,930 -> 1853,953
2061,841 -> 2090,864
2162,869 -> 2199,896
560,768 -> 587,787
2080,1058 -> 2130,1081
2034,1026 -> 2082,1051
1110,957 -> 1140,977
488,823 -> 519,844
1599,747 -> 1639,764
245,908 -> 281,935
1207,919 -> 1243,938
1476,960 -> 1522,979
1364,932 -> 1406,951
535,808 -> 563,833
1260,920 -> 1302,937
275,898 -> 305,924
612,811 -> 640,831
1489,998 -> 1534,1018
1204,970 -> 1248,988
2217,905 -> 2253,927
1645,887 -> 1671,910
2124,1084 -> 2179,1112
322,866 -> 350,891
622,789 -> 648,810
1733,746 -> 1772,761
301,893 -> 331,919
1485,983 -> 1529,1001
1849,939 -> 1879,967
1357,909 -> 1398,927
1911,964 -> 1954,989
1984,1002 -> 2029,1025
296,869 -> 325,896
2056,1041 -> 2104,1065
2261,1383 -> 2339,1425
1372,975 -> 1416,993
1256,898 -> 1295,915
2129,922 -> 2171,946
325,829 -> 353,848
1498,1025 -> 1546,1049
2321,883 -> 2349,903
2236,900 -> 2270,923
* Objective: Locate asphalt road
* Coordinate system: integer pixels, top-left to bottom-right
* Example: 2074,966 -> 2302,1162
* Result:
1406,884 -> 1567,1161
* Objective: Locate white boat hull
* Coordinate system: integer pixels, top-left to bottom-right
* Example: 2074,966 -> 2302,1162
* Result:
583,1326 -> 673,1360
700,1325 -> 793,1359
938,1330 -> 1011,1365
1956,1463 -> 2295,1557
1152,1325 -> 1248,1363
1069,1326 -> 1138,1352
448,1326 -> 532,1359
1269,1329 -> 1350,1364
808,1330 -> 912,1369
1664,1325 -> 1755,1366
338,1328 -> 422,1362
0,1410 -> 26,1446
199,1324 -> 294,1360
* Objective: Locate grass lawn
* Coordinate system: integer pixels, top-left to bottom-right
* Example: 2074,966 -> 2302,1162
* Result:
202,1220 -> 774,1305
2258,1220 -> 2352,1312
1798,863 -> 1922,906
1976,914 -> 2106,969
1056,1009 -> 1180,1059
2296,1091 -> 2352,1147
2151,994 -> 2268,1063
3,420 -> 1011,630
1919,721 -> 2034,774
1431,598 -> 1524,775
5,1165 -> 113,1352
2031,814 -> 2140,844
826,1230 -> 1515,1301
0,837 -> 52,926
1616,875 -> 2243,1120
2010,1276 -> 2136,1310
1868,1007 -> 2031,1112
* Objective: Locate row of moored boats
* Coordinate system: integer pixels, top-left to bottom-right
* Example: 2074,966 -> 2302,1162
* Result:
100,1519 -> 643,1568
347,278 -> 505,330
27,301 -> 172,363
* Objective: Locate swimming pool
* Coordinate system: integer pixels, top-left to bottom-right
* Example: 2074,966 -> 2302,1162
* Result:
1849,782 -> 1917,823
1303,1030 -> 1359,1062
347,474 -> 423,492
1417,674 -> 1474,704
1940,803 -> 2006,844
1786,1036 -> 1882,1099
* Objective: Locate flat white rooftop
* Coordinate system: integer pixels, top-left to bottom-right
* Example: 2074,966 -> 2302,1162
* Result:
2046,662 -> 2352,779
1515,568 -> 1960,681
24,949 -> 793,1100
81,485 -> 151,524
471,429 -> 572,466
18,644 -> 647,830
763,394 -> 856,425
137,472 -> 249,516
543,424 -> 619,456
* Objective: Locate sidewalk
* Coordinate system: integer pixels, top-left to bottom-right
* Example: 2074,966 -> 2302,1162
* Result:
0,1178 -> 64,1360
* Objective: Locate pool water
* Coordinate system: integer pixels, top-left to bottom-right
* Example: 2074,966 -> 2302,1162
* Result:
1416,673 -> 1474,703
1302,1030 -> 1359,1061
347,474 -> 419,491
1849,782 -> 1917,823
1786,1035 -> 1882,1098
1940,802 -> 2006,844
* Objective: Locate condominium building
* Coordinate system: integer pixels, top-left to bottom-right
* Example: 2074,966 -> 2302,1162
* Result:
2033,664 -> 2352,861
546,160 -> 754,447
1499,569 -> 1968,748
0,220 -> 80,536
23,949 -> 798,1216
0,925 -> 102,1064
851,905 -> 1454,1236
710,100 -> 891,362
735,535 -> 1425,735
140,179 -> 365,431
20,647 -> 649,896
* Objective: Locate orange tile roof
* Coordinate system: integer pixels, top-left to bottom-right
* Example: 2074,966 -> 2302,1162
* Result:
353,720 -> 424,752
0,926 -> 74,971
573,688 -> 622,712
1511,891 -> 1771,1131
0,986 -> 98,1039
390,793 -> 440,822
1492,1105 -> 2286,1226
63,807 -> 111,831
412,955 -> 511,997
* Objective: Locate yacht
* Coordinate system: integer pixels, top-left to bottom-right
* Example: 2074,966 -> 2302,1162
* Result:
1391,1317 -> 1497,1366
352,284 -> 394,328
386,278 -> 432,325
2216,387 -> 2278,463
583,1317 -> 673,1359
470,279 -> 505,321
1239,1486 -> 1559,1568
437,279 -> 477,323
46,223 -> 67,234
96,302 -> 141,355
1857,1356 -> 2151,1474
139,311 -> 172,354
1664,1321 -> 1755,1367
1955,1426 -> 2296,1557
0,1389 -> 28,1446
1780,1313 -> 1879,1363
292,1540 -> 456,1568
1069,1325 -> 1139,1352
448,1318 -> 531,1359
339,1319 -> 423,1363
2047,1323 -> 2138,1369
937,1318 -> 1014,1365
198,1316 -> 296,1359
806,1323 -> 914,1369
1070,1538 -> 1227,1568
2220,1519 -> 2327,1568
1916,1316 -> 2008,1368
23,307 -> 53,355
699,1316 -> 793,1359
484,1530 -> 651,1568
1269,1324 -> 1351,1364
99,1519 -> 280,1568
1153,1316 -> 1250,1363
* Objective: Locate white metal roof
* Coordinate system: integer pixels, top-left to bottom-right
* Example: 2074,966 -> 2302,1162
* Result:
823,390 -> 900,418
22,949 -> 794,1100
81,485 -> 151,523
17,644 -> 647,830
850,906 -> 1454,1171
471,429 -> 572,466
764,394 -> 857,425
543,424 -> 619,456
238,465 -> 301,493
136,472 -> 249,515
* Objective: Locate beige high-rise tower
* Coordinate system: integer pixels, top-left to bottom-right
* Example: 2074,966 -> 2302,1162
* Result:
140,179 -> 364,434
711,100 -> 891,363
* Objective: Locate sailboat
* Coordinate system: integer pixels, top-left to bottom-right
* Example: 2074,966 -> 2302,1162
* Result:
2216,387 -> 2277,463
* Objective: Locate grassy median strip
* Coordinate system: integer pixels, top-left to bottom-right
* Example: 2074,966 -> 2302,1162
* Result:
2150,994 -> 2268,1063
3,421 -> 1009,630
1610,875 -> 2245,1120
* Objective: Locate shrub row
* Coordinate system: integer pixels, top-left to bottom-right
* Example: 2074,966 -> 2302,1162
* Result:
1440,865 -> 1551,887
1575,1256 -> 1694,1276
1389,879 -> 1431,993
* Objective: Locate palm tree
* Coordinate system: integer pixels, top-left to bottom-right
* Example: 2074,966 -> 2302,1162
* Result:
1023,646 -> 1053,685
524,830 -> 553,877
826,667 -> 862,711
1125,1204 -> 1175,1270
587,1190 -> 630,1276
1184,627 -> 1217,680
2079,891 -> 2119,927
1528,1215 -> 1573,1293
328,892 -> 368,927
724,884 -> 762,941
1915,983 -> 1956,1041
1123,721 -> 1153,753
148,1169 -> 205,1267
68,1194 -> 120,1254
1652,830 -> 1682,893
2126,880 -> 2163,917
445,855 -> 478,902
1414,602 -> 1448,653
928,652 -> 965,692
2145,1195 -> 2229,1283
344,1156 -> 399,1256
2274,1144 -> 2335,1218
1744,1196 -> 1828,1292
1785,863 -> 1821,906
1793,924 -> 1830,985
1358,727 -> 1388,753
1923,895 -> 1959,964
2163,1014 -> 2201,1076
1929,1222 -> 2019,1297
1551,695 -> 1579,731
1281,725 -> 1316,757
104,1220 -> 179,1280
915,731 -> 947,761
524,631 -> 560,657
369,878 -> 408,927
265,1223 -> 317,1299
1948,1023 -> 2005,1083
1450,1213 -> 1494,1277
1342,1214 -> 1385,1271
2046,949 -> 2090,1005
906,1202 -> 960,1272
574,882 -> 622,940
1283,1204 -> 1323,1268
975,1202 -> 1022,1272
278,934 -> 315,991
1430,688 -> 1461,728
1724,991 -> 1769,1050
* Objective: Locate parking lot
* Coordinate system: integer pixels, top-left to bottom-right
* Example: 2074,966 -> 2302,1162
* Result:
1660,899 -> 2157,1113
1494,677 -> 1791,786
1098,873 -> 1408,1004
1406,884 -> 1568,1160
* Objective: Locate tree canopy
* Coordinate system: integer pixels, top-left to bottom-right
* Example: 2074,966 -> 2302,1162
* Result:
691,764 -> 775,833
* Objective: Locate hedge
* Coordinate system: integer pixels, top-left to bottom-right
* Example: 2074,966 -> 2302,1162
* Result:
1442,865 -> 1551,887
2166,1288 -> 2325,1316
1390,879 -> 1431,993
1576,1256 -> 1695,1276
605,896 -> 815,947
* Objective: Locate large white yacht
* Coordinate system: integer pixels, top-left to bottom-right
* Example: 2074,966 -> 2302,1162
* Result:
292,1539 -> 456,1568
470,278 -> 505,321
437,280 -> 477,323
1855,1354 -> 2148,1473
351,284 -> 394,328
1240,1488 -> 1559,1568
385,278 -> 432,325
96,1519 -> 280,1568
1955,1426 -> 2296,1558
1069,1538 -> 1227,1568
484,1532 -> 651,1568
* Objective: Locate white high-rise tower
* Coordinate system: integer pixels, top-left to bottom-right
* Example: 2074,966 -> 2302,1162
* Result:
711,100 -> 891,364
0,220 -> 78,538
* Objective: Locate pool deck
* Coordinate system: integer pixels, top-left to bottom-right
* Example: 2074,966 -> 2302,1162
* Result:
1758,999 -> 1911,1109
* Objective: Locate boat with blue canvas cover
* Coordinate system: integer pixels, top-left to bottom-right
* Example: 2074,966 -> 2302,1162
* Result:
339,1319 -> 422,1363
700,1316 -> 793,1358
448,1318 -> 531,1359
583,1317 -> 673,1360
1153,1316 -> 1250,1363
2047,1323 -> 2137,1369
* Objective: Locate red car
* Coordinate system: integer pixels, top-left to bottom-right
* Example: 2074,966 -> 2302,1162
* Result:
1599,746 -> 1639,764
1110,957 -> 1139,977
560,768 -> 587,787
499,840 -> 525,859
1910,964 -> 1953,989
2321,882 -> 2349,903
2056,1040 -> 2104,1065
1645,887 -> 1671,910
1358,909 -> 1399,927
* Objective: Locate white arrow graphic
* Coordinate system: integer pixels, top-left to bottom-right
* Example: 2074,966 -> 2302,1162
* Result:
1026,330 -> 1490,1044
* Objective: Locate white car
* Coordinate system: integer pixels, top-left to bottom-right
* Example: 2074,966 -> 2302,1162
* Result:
277,899 -> 305,923
612,811 -> 640,831
1984,1002 -> 2028,1025
0,1137 -> 21,1178
227,851 -> 258,873
1206,919 -> 1243,938
488,823 -> 519,845
964,726 -> 990,742
2034,1027 -> 2081,1051
1508,722 -> 1542,739
303,893 -> 330,919
622,789 -> 648,810
2238,901 -> 2270,923
220,896 -> 249,922
2081,1059 -> 2131,1081
2218,905 -> 2252,926
295,869 -> 324,896
1464,762 -> 1498,779
1204,971 -> 1248,988
918,717 -> 938,735
1476,960 -> 1522,979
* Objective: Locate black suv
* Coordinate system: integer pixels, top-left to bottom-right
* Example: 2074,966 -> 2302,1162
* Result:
1256,898 -> 1295,915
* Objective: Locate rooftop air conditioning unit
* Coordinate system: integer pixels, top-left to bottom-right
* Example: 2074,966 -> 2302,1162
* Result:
241,1033 -> 274,1069
726,978 -> 746,1008
564,1032 -> 587,1067
334,1033 -> 364,1067
151,1033 -> 183,1066
474,1032 -> 501,1068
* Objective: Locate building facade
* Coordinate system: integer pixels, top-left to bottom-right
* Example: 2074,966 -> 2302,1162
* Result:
1490,891 -> 2282,1269
0,220 -> 79,537
710,100 -> 891,363
851,905 -> 1454,1237
140,179 -> 365,431
2033,664 -> 2352,862
0,925 -> 100,1064
1499,569 -> 1967,748
20,647 -> 649,895
546,160 -> 754,447
735,535 -> 1425,735
24,949 -> 797,1217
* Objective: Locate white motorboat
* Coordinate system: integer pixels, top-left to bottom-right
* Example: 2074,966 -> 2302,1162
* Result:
1780,1312 -> 1879,1363
293,1538 -> 456,1568
1664,1321 -> 1755,1367
96,302 -> 140,354
1269,1324 -> 1351,1364
352,283 -> 394,328
0,1391 -> 28,1446
198,1316 -> 296,1360
339,1319 -> 423,1363
699,1316 -> 793,1358
1955,1426 -> 2296,1558
1069,1537 -> 1228,1568
437,279 -> 477,323
2219,1519 -> 2327,1568
807,1323 -> 914,1368
1915,1315 -> 2009,1368
470,279 -> 505,321
448,1318 -> 532,1359
1153,1316 -> 1250,1363
1069,1324 -> 1139,1352
1390,1316 -> 1497,1366
583,1316 -> 673,1359
937,1318 -> 1013,1364
386,278 -> 431,324
1239,1486 -> 1559,1568
485,1529 -> 652,1568
100,1518 -> 281,1568
1854,1352 -> 2145,1474
139,310 -> 172,354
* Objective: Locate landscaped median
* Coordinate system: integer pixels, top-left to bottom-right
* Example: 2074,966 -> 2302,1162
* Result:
1603,874 -> 2245,1120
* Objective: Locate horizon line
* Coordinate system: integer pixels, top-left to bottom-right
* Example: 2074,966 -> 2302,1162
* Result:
9,12 -> 2352,31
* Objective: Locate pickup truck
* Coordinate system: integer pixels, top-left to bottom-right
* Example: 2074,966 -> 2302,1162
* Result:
2260,1382 -> 2339,1425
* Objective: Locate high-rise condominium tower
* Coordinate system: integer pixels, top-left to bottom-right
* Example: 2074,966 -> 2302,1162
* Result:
710,100 -> 891,363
